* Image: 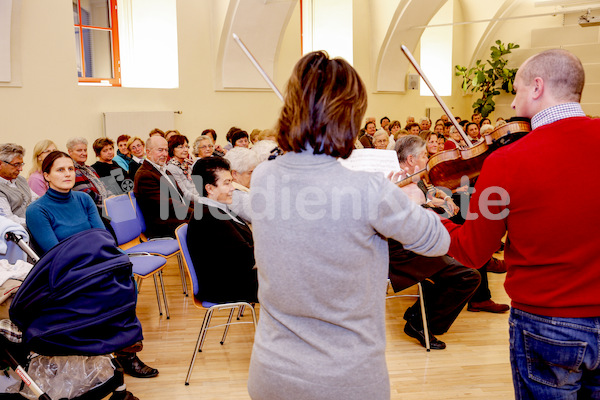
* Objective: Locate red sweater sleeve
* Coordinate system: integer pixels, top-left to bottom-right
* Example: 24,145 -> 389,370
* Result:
441,152 -> 508,269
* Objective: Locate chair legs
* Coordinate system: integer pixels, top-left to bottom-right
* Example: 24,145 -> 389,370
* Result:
158,271 -> 170,319
137,272 -> 170,320
386,280 -> 430,351
185,303 -> 257,385
417,282 -> 430,351
176,252 -> 188,296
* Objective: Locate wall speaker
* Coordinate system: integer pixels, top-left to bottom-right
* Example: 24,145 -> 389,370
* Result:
407,73 -> 419,90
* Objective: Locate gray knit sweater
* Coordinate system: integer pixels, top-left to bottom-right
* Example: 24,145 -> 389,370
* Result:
248,151 -> 449,400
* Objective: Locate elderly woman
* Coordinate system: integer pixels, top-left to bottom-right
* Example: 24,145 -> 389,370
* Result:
192,135 -> 215,159
66,137 -> 113,213
187,156 -> 257,303
223,147 -> 260,222
247,51 -> 449,400
27,139 -> 57,196
166,134 -> 200,203
372,130 -> 390,150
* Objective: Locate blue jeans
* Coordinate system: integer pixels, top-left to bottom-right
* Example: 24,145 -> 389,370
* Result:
509,308 -> 600,399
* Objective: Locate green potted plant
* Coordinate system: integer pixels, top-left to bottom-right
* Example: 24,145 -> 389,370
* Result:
455,40 -> 520,118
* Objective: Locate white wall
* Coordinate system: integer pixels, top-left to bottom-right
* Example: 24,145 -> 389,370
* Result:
2,0 -> 599,168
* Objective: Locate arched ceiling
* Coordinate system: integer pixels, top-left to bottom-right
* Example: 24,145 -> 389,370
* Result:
213,0 -> 600,94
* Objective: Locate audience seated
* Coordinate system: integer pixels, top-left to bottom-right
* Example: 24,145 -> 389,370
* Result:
249,128 -> 262,145
465,122 -> 482,143
164,130 -> 180,142
66,137 -> 113,214
380,116 -> 390,132
479,123 -> 495,137
224,126 -> 242,151
192,135 -> 215,159
405,122 -> 420,135
126,136 -> 146,177
91,137 -> 131,195
201,128 -> 226,156
419,117 -> 432,131
251,139 -> 279,163
437,135 -> 446,152
166,134 -> 200,203
359,121 -> 376,148
188,156 -> 258,303
231,130 -> 250,148
425,132 -> 441,156
389,120 -> 402,138
113,134 -> 133,173
0,143 -> 38,226
224,147 -> 260,222
148,128 -> 165,138
257,128 -> 277,142
373,130 -> 390,150
27,139 -> 57,196
25,150 -> 158,379
133,136 -> 193,239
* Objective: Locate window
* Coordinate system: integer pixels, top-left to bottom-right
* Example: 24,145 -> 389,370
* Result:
301,0 -> 353,65
73,0 -> 121,86
420,1 -> 452,97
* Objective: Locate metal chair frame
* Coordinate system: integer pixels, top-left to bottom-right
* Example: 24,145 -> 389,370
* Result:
128,191 -> 188,296
175,223 -> 257,385
104,195 -> 171,319
386,279 -> 431,351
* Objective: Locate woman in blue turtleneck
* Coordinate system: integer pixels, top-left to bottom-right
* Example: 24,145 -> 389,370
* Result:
25,150 -> 160,382
26,151 -> 104,254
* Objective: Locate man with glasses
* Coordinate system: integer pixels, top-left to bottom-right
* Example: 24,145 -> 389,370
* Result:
0,143 -> 39,226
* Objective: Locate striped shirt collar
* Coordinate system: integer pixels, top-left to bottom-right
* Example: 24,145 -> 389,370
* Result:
531,102 -> 586,130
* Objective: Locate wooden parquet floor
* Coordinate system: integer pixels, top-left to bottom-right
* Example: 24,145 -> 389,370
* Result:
125,257 -> 514,400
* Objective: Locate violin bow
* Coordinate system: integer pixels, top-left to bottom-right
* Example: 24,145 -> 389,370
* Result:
400,45 -> 473,148
232,33 -> 284,102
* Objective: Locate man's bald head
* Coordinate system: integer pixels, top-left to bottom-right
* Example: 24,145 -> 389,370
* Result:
519,49 -> 584,103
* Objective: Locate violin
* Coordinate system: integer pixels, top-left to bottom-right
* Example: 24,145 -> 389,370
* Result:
426,118 -> 531,190
398,45 -> 531,191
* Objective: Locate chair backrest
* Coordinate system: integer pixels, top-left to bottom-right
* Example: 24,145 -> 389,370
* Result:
174,223 -> 199,297
128,192 -> 147,234
104,194 -> 143,246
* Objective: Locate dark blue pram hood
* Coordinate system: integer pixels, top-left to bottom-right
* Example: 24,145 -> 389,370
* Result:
9,228 -> 143,356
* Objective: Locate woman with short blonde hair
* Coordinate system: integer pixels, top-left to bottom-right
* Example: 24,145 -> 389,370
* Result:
28,139 -> 57,196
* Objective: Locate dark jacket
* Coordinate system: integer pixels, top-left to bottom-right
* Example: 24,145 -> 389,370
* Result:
187,204 -> 257,303
133,160 -> 193,238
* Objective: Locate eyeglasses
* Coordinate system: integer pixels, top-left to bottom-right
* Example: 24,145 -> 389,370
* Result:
2,160 -> 25,168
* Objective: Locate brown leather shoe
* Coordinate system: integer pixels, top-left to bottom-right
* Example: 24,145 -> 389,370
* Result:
468,299 -> 510,313
485,257 -> 507,274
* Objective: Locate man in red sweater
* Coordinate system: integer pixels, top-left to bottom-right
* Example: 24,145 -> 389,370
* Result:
443,49 -> 600,399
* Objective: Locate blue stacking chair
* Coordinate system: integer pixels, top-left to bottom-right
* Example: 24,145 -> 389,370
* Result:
128,191 -> 188,296
104,194 -> 170,319
174,223 -> 257,385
